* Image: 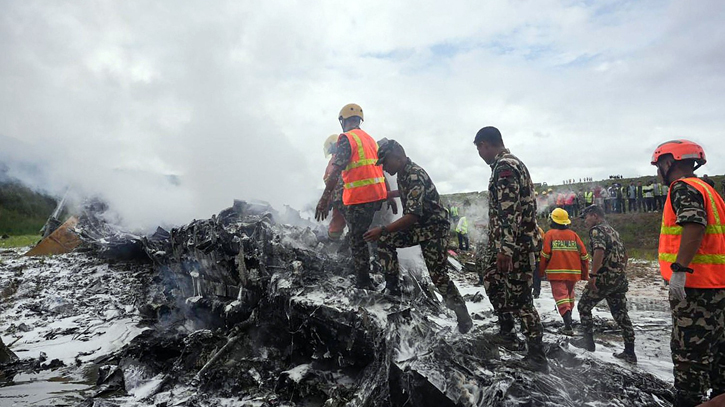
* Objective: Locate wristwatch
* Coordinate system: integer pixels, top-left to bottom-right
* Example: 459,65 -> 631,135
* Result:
380,225 -> 389,236
670,262 -> 694,274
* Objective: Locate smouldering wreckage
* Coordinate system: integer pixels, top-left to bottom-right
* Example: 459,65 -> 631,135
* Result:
0,200 -> 675,406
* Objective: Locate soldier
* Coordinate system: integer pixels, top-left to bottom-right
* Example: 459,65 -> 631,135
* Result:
315,104 -> 395,289
651,140 -> 725,407
363,139 -> 473,333
571,205 -> 637,363
474,126 -> 547,372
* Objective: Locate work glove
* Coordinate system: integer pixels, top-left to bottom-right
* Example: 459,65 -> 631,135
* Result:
669,271 -> 687,301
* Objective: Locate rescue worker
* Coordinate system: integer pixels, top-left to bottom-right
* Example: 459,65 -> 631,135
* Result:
363,139 -> 473,333
651,140 -> 725,407
456,215 -> 469,251
449,205 -> 459,223
539,208 -> 589,335
322,134 -> 347,241
584,189 -> 594,206
572,205 -> 637,363
474,126 -> 548,372
315,104 -> 394,289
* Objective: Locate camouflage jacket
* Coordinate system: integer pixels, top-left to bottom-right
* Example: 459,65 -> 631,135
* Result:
332,135 -> 352,168
397,158 -> 450,230
589,221 -> 627,274
486,149 -> 540,257
669,180 -> 707,227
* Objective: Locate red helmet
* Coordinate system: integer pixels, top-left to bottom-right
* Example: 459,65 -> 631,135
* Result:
651,139 -> 706,168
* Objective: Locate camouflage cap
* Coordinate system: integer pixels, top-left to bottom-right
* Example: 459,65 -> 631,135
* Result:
580,204 -> 605,218
376,138 -> 401,165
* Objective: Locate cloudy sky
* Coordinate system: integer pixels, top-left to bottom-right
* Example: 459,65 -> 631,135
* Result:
2,0 -> 724,229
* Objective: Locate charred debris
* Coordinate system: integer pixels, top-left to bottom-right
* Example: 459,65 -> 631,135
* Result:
9,200 -> 672,406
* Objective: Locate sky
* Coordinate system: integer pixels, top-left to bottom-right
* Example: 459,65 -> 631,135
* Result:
2,0 -> 725,230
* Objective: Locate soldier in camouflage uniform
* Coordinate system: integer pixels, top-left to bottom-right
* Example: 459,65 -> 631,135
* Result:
572,205 -> 637,362
474,126 -> 547,372
363,139 -> 473,334
316,104 -> 395,289
651,140 -> 725,407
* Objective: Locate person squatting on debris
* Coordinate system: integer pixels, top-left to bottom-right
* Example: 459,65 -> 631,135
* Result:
315,104 -> 396,289
455,215 -> 469,251
539,208 -> 589,336
363,139 -> 473,334
474,126 -> 548,372
571,204 -> 637,363
651,140 -> 725,407
322,134 -> 347,241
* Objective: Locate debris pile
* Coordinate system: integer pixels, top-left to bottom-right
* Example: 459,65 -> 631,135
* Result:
1,201 -> 675,406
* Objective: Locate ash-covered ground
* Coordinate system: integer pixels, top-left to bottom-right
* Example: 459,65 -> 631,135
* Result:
0,203 -> 675,406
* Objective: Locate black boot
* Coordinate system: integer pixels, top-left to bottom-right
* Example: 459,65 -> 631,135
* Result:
444,282 -> 473,334
560,311 -> 573,336
476,273 -> 485,286
356,270 -> 376,290
570,332 -> 595,351
613,342 -> 637,364
524,339 -> 549,373
383,274 -> 401,296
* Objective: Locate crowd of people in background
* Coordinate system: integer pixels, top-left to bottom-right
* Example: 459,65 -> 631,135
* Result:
536,175 -> 725,219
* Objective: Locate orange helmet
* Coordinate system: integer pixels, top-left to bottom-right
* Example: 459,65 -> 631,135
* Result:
651,139 -> 706,169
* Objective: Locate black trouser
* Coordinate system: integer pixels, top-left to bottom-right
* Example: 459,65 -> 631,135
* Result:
457,233 -> 469,251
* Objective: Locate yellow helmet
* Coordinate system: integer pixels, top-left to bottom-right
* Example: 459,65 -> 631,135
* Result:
550,208 -> 571,225
339,103 -> 364,121
323,134 -> 339,158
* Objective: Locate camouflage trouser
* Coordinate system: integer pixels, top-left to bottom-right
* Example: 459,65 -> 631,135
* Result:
377,224 -> 465,306
482,251 -> 543,342
670,288 -> 725,406
341,201 -> 382,277
578,270 -> 635,344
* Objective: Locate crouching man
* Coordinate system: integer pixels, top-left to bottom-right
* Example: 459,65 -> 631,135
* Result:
363,139 -> 473,334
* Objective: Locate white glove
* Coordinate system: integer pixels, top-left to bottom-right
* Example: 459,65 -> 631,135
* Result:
669,271 -> 687,301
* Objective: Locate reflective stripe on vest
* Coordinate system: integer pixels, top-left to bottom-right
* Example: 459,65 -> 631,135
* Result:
658,177 -> 725,288
340,129 -> 387,206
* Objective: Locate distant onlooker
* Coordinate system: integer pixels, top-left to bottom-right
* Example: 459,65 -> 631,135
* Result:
702,174 -> 716,188
653,180 -> 664,211
636,181 -> 644,212
627,182 -> 636,212
643,180 -> 655,212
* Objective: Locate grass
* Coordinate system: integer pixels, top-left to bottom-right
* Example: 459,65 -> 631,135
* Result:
0,235 -> 41,248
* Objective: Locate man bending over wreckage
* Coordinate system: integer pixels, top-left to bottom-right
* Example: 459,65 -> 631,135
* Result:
363,139 -> 473,334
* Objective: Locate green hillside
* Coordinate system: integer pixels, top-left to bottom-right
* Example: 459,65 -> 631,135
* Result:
0,181 -> 57,235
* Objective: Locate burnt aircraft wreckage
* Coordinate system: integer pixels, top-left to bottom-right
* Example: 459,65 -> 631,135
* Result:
2,200 -> 673,406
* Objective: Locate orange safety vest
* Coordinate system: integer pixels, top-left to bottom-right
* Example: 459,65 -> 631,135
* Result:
659,177 -> 725,288
340,129 -> 387,206
540,229 -> 590,281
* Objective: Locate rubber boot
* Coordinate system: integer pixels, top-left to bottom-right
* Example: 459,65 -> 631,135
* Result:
613,342 -> 637,364
560,310 -> 574,336
383,274 -> 401,296
476,273 -> 485,286
524,339 -> 549,373
570,332 -> 595,352
444,281 -> 473,334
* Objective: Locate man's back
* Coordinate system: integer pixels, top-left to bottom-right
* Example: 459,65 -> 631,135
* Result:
487,149 -> 539,255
